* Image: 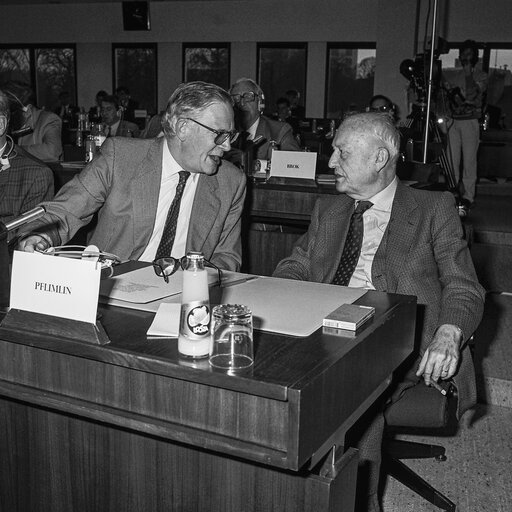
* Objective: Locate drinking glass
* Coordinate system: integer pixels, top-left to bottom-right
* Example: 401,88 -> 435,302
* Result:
209,304 -> 253,370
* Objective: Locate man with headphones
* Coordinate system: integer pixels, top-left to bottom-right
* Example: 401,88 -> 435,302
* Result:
228,77 -> 300,163
0,89 -> 54,241
18,82 -> 246,272
442,40 -> 487,213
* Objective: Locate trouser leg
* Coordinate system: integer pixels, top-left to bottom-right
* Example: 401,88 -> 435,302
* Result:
353,410 -> 385,512
460,118 -> 480,203
447,120 -> 462,192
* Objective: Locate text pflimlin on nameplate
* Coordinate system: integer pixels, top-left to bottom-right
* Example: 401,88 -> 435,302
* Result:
10,250 -> 101,324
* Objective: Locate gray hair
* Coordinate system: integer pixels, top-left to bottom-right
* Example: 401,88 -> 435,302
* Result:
162,81 -> 232,137
229,77 -> 264,97
342,112 -> 401,165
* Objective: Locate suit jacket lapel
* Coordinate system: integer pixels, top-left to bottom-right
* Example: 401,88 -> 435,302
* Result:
372,181 -> 419,292
130,138 -> 164,256
318,196 -> 355,282
187,171 -> 220,253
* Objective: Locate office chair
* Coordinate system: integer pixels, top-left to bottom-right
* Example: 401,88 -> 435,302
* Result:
383,381 -> 458,512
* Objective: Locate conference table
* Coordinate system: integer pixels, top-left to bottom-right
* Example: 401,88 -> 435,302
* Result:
0,271 -> 416,512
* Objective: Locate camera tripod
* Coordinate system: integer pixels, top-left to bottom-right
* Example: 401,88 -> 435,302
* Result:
405,103 -> 458,193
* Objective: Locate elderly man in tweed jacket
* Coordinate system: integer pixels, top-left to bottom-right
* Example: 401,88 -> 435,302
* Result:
273,112 -> 485,512
0,90 -> 54,242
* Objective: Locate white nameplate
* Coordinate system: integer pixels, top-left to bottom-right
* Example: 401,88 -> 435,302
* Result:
270,150 -> 317,179
10,250 -> 101,324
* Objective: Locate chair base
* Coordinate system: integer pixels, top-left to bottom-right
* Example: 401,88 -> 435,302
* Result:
386,438 -> 447,461
384,453 -> 456,511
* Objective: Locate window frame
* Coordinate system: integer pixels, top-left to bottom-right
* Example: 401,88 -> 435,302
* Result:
182,42 -> 231,89
256,42 -> 308,116
112,42 -> 158,114
0,43 -> 77,108
324,41 -> 376,118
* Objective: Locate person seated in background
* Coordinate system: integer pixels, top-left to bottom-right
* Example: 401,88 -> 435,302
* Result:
53,91 -> 79,120
17,81 -> 246,272
273,112 -> 485,511
115,86 -> 140,125
226,77 -> 300,165
2,81 -> 62,162
0,89 -> 54,242
273,97 -> 301,137
100,95 -> 140,138
367,94 -> 398,122
140,110 -> 165,139
89,89 -> 108,123
285,88 -> 306,120
53,91 -> 79,145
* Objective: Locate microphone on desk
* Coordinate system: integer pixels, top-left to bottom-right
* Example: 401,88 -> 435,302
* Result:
3,206 -> 46,233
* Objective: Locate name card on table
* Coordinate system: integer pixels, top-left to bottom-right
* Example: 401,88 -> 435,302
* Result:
10,250 -> 101,324
270,150 -> 317,180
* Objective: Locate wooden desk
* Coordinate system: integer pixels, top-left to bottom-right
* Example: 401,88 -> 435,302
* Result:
0,290 -> 415,512
243,178 -> 336,275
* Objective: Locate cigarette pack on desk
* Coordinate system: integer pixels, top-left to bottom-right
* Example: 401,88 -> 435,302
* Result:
323,303 -> 375,331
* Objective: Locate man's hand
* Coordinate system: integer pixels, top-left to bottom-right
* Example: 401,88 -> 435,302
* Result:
17,234 -> 52,253
416,324 -> 463,386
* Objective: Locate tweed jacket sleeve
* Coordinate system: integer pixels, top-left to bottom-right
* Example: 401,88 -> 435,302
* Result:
0,152 -> 54,240
272,195 -> 350,281
372,186 -> 485,348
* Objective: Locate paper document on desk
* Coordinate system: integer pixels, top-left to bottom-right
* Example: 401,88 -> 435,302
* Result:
99,266 -> 245,305
100,266 -> 216,303
147,303 -> 181,337
220,276 -> 366,337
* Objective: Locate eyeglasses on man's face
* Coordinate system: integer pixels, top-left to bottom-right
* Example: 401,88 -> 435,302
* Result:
184,117 -> 239,146
230,91 -> 259,104
152,256 -> 223,286
369,104 -> 393,113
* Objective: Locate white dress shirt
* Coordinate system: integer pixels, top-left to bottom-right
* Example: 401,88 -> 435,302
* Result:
349,177 -> 398,289
138,142 -> 199,262
246,117 -> 260,140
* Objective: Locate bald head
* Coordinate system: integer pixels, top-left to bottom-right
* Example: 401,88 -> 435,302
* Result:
342,112 -> 400,164
328,112 -> 400,199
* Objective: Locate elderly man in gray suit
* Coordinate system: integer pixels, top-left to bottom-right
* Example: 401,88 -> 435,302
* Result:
228,77 -> 300,162
273,112 -> 485,511
18,81 -> 246,272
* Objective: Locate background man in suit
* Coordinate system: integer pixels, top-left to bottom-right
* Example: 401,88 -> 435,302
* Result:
18,81 -> 246,272
0,89 -> 54,242
115,85 -> 140,125
273,112 -> 485,511
100,95 -> 140,138
228,77 -> 300,163
3,81 -> 62,162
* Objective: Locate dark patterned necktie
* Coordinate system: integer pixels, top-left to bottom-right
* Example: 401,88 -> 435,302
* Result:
331,200 -> 373,286
155,171 -> 190,259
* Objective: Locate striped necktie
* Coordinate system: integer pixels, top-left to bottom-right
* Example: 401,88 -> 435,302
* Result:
331,200 -> 373,286
155,171 -> 190,259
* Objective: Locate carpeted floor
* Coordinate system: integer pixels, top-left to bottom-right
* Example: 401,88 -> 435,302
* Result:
382,404 -> 512,511
381,181 -> 512,511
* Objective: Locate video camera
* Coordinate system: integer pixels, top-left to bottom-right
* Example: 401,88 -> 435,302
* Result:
400,37 -> 449,104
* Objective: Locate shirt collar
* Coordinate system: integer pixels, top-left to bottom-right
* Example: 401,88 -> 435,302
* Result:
162,140 -> 199,183
247,117 -> 260,140
367,176 -> 398,212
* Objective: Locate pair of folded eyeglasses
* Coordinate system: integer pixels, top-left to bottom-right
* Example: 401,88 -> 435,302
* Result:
152,256 -> 223,286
